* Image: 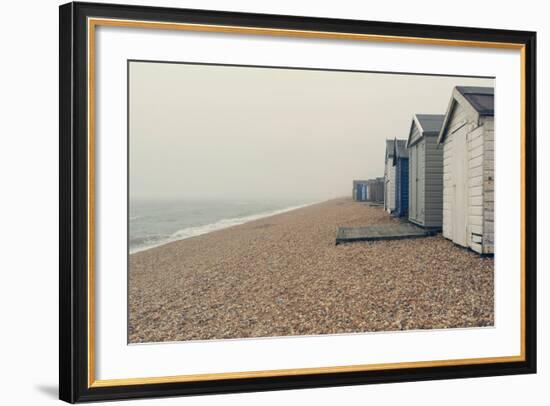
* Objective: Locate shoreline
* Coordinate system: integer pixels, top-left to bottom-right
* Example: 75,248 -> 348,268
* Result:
130,198 -> 331,255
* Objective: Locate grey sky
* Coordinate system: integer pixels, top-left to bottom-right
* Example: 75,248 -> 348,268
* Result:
129,61 -> 494,201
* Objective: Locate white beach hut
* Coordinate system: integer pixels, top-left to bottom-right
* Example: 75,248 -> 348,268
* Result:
384,139 -> 396,213
437,86 -> 494,254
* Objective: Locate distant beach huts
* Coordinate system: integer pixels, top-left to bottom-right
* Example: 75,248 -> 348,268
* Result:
407,114 -> 445,228
392,139 -> 409,217
353,179 -> 383,202
367,177 -> 385,202
438,86 -> 494,254
352,180 -> 369,201
384,139 -> 396,213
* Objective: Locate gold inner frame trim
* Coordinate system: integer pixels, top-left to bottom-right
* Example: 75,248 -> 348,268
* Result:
87,17 -> 527,388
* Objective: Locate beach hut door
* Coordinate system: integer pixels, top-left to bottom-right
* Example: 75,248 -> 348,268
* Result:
410,145 -> 418,220
414,146 -> 419,219
452,132 -> 468,246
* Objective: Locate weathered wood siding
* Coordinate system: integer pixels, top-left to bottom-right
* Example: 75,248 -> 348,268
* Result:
408,125 -> 420,223
409,144 -> 415,219
443,102 -> 470,241
423,136 -> 444,227
409,142 -> 419,224
442,130 -> 454,240
371,179 -> 384,202
481,117 -> 494,254
410,136 -> 442,227
417,142 -> 425,222
441,100 -> 493,254
385,160 -> 396,212
466,123 -> 485,253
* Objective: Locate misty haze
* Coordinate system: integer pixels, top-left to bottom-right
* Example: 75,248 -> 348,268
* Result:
129,61 -> 493,201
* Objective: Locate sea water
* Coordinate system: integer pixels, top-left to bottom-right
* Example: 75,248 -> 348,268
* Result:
129,198 -> 317,254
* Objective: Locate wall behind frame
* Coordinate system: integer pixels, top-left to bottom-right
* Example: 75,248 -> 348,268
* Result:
0,0 -> 545,405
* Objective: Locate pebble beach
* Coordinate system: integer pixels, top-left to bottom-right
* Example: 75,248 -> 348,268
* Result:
128,197 -> 494,343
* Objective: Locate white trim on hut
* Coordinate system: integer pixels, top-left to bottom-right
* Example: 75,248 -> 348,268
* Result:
437,86 -> 494,254
384,139 -> 396,213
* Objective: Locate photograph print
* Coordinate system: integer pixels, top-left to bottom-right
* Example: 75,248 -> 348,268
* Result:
128,61 -> 495,344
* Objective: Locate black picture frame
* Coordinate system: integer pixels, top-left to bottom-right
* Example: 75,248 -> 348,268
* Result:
59,1 -> 537,403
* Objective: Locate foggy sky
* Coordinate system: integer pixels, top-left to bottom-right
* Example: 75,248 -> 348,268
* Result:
129,61 -> 494,201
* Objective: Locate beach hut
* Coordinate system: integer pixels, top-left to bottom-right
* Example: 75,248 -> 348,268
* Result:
374,177 -> 385,202
352,180 -> 369,201
366,179 -> 374,201
392,139 -> 409,217
366,178 -> 380,202
365,182 -> 373,201
366,178 -> 384,202
384,139 -> 396,213
407,114 -> 445,228
358,183 -> 367,201
438,86 -> 494,254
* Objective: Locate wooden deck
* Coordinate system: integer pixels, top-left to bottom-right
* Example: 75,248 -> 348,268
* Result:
336,222 -> 437,244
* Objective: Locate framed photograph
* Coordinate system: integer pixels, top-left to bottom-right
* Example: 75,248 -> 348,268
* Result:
59,1 -> 537,403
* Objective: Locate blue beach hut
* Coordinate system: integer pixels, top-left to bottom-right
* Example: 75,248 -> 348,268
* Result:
392,139 -> 409,217
352,180 -> 369,202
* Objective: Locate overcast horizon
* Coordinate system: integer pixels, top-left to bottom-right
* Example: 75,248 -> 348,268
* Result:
129,61 -> 494,201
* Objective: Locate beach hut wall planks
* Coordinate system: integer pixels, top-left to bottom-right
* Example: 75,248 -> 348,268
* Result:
374,177 -> 385,202
352,180 -> 369,201
438,86 -> 494,254
407,114 -> 445,228
365,182 -> 373,201
384,139 -> 397,213
365,179 -> 373,201
392,139 -> 409,217
358,183 -> 367,201
367,178 -> 384,202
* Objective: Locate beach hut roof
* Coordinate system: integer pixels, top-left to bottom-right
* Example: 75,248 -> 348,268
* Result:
392,139 -> 408,165
416,114 -> 446,133
438,86 -> 494,144
457,86 -> 494,116
385,139 -> 395,161
406,113 -> 445,147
